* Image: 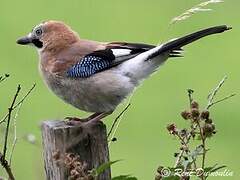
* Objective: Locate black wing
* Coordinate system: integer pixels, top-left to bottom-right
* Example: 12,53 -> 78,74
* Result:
67,42 -> 156,78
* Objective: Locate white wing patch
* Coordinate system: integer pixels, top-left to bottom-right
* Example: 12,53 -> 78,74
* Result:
112,49 -> 132,57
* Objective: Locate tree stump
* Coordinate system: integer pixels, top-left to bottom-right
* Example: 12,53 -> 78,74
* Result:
41,120 -> 111,180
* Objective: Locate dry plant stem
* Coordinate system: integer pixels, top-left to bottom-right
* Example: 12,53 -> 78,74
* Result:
0,83 -> 36,124
174,150 -> 184,168
0,85 -> 20,180
188,89 -> 194,106
9,102 -> 23,165
205,75 -> 236,110
200,76 -> 234,179
107,103 -> 131,138
0,152 -> 15,180
170,0 -> 223,24
3,85 -> 21,159
190,125 -> 198,170
196,121 -> 206,170
174,90 -> 196,168
174,76 -> 234,180
175,134 -> 189,167
0,74 -> 10,84
174,123 -> 198,168
206,93 -> 236,109
206,76 -> 227,109
13,83 -> 36,109
177,131 -> 197,170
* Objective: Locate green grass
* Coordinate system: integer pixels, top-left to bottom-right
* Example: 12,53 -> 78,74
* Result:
0,0 -> 239,179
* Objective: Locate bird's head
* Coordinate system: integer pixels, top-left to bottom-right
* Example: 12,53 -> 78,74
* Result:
17,20 -> 79,52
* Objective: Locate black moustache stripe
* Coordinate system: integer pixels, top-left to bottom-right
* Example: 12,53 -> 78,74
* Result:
32,39 -> 43,48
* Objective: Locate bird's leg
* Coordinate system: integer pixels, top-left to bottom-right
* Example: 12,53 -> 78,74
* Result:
65,112 -> 101,123
85,112 -> 103,121
66,111 -> 113,126
85,111 -> 113,124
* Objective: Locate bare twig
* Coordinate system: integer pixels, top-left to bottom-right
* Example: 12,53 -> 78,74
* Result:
0,81 -> 35,180
0,114 -> 8,125
196,121 -> 206,173
0,85 -> 21,180
3,85 -> 21,159
174,124 -> 198,168
9,102 -> 23,165
207,93 -> 236,109
187,89 -> 194,107
0,74 -> 10,84
108,103 -> 131,138
174,133 -> 189,167
174,89 -> 195,168
13,83 -> 36,109
0,83 -> 36,125
0,152 -> 15,180
206,76 -> 235,109
207,76 -> 227,103
174,150 -> 185,168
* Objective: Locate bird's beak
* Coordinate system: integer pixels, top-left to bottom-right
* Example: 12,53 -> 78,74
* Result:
16,34 -> 33,45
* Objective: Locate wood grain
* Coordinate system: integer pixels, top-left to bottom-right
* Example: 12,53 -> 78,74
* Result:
41,120 -> 111,180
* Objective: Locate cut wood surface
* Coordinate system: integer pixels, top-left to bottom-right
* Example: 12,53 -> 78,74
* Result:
41,120 -> 111,180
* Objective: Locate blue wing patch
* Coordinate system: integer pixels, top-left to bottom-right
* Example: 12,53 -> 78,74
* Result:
67,55 -> 112,78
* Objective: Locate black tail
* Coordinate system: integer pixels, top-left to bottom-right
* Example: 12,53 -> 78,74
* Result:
149,25 -> 231,59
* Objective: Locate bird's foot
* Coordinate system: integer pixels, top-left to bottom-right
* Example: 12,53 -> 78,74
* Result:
64,112 -> 113,126
64,117 -> 88,126
65,117 -> 84,121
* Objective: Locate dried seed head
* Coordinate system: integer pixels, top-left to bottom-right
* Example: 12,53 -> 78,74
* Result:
174,153 -> 179,157
191,108 -> 200,119
191,101 -> 199,109
179,129 -> 188,137
187,89 -> 194,94
155,173 -> 162,180
53,150 -> 60,161
180,145 -> 188,151
157,166 -> 164,173
55,160 -> 61,167
190,131 -> 196,139
205,118 -> 213,124
66,153 -> 75,159
167,124 -> 178,135
70,169 -> 79,176
87,175 -> 94,180
201,110 -> 210,120
202,123 -> 215,137
73,161 -> 81,167
181,110 -> 191,120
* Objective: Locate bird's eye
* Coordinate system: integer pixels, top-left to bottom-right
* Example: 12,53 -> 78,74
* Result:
35,28 -> 43,36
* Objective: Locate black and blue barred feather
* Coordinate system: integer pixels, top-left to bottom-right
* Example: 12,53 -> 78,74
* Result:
67,55 -> 113,78
67,43 -> 156,78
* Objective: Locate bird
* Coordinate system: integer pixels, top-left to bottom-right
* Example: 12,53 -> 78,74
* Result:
16,20 -> 231,125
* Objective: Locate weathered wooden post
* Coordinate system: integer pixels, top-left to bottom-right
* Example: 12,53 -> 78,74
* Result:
41,120 -> 111,180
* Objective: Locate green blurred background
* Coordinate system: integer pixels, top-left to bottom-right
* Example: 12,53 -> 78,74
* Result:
0,0 -> 239,179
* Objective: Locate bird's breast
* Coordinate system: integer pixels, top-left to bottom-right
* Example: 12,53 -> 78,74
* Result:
39,66 -> 135,113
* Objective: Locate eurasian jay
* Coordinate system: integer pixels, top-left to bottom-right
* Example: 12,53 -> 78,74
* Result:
16,21 -> 231,124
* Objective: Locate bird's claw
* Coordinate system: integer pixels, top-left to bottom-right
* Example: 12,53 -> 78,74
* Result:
65,117 -> 87,121
64,117 -> 88,126
64,117 -> 98,126
65,120 -> 84,126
